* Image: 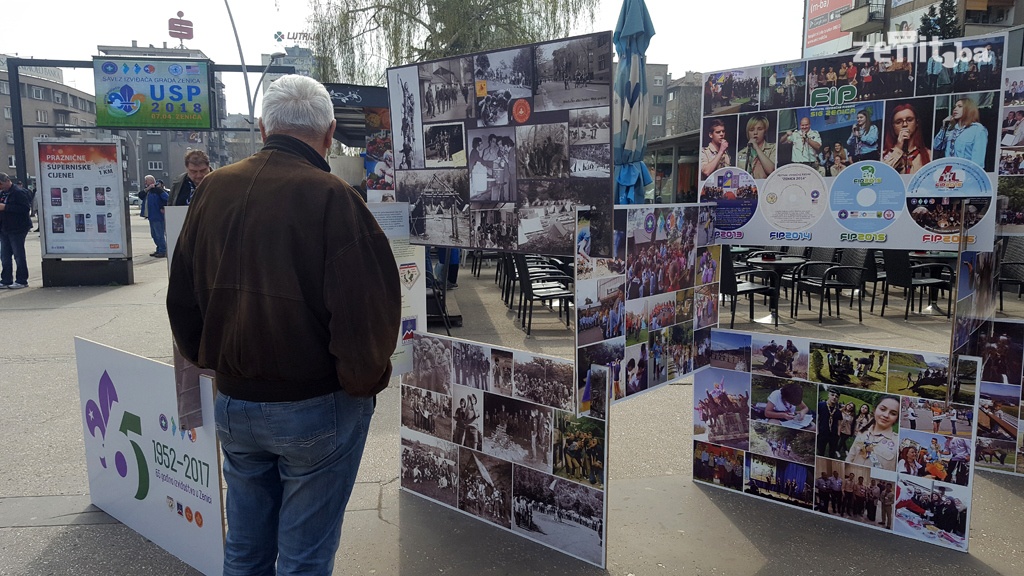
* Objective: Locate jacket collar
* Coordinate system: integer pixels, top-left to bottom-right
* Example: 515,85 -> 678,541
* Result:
262,134 -> 331,172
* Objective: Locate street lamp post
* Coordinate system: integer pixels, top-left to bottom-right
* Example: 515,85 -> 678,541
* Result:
250,52 -> 287,154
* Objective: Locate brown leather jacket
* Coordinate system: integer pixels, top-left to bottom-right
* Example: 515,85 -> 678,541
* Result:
167,135 -> 400,400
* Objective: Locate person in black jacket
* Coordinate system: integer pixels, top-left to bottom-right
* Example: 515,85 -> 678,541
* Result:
0,172 -> 32,288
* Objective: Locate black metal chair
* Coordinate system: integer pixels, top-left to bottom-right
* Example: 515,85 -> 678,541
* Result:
782,247 -> 837,299
880,250 -> 953,320
512,253 -> 573,336
720,247 -> 780,328
999,237 -> 1024,310
791,248 -> 868,323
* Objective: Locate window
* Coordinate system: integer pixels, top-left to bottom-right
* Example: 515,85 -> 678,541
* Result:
36,109 -> 48,124
31,86 -> 44,99
6,132 -> 13,145
54,111 -> 70,125
653,76 -> 664,86
652,95 -> 663,106
147,143 -> 163,153
148,161 -> 164,171
652,115 -> 663,126
0,81 -> 8,95
7,156 -> 16,169
667,110 -> 676,121
53,91 -> 63,104
668,92 -> 675,101
147,130 -> 162,136
3,107 -> 10,120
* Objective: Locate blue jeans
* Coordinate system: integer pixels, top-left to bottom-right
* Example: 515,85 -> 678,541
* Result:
0,229 -> 29,285
149,218 -> 166,254
215,389 -> 374,576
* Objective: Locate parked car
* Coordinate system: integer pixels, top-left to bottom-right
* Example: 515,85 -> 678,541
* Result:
129,192 -> 142,206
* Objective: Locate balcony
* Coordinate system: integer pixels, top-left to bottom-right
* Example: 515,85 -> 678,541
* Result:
841,1 -> 885,35
54,123 -> 83,137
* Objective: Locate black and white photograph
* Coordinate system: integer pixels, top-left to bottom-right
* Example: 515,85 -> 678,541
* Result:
423,122 -> 467,168
410,333 -> 453,395
512,465 -> 605,565
453,341 -> 491,391
482,392 -> 553,472
515,179 -> 575,254
570,143 -> 611,178
475,47 -> 534,127
401,384 -> 453,441
397,169 -> 471,245
471,204 -> 517,250
553,411 -> 605,489
513,351 -> 575,411
533,33 -> 611,113
453,385 -> 485,450
418,57 -> 475,122
468,126 -> 517,202
516,122 -> 570,179
401,428 -> 459,507
387,65 -> 425,169
490,348 -> 515,397
569,106 -> 611,145
458,447 -> 513,528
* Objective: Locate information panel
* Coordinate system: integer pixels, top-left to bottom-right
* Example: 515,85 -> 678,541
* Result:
35,139 -> 129,258
93,57 -> 213,130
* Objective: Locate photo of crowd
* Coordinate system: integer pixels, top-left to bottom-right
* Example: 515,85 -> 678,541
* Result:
898,428 -> 973,486
569,106 -> 611,145
576,277 -> 625,346
813,457 -> 895,530
577,338 -> 623,405
511,465 -> 605,565
745,452 -> 814,509
516,123 -> 570,179
474,47 -> 533,127
932,92 -> 998,171
881,98 -> 935,175
481,393 -> 552,472
816,385 -> 900,472
693,441 -> 744,491
401,428 -> 458,507
709,330 -> 751,372
916,36 -> 1003,96
646,291 -> 676,332
760,62 -> 806,111
569,143 -> 611,178
900,397 -> 972,437
410,334 -> 453,394
624,209 -> 696,300
694,283 -> 720,330
388,64 -> 425,169
703,67 -> 759,116
453,341 -> 492,391
467,127 -> 517,202
893,478 -> 969,550
750,334 -> 809,380
401,385 -> 453,440
808,343 -> 888,391
533,34 -> 611,113
471,205 -> 517,250
694,367 -> 751,450
886,351 -> 950,400
418,57 -> 474,122
553,411 -> 605,489
907,197 -> 989,236
512,353 -> 575,411
808,54 -> 912,101
458,447 -> 512,528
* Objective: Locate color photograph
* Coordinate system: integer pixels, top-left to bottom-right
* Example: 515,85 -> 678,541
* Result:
749,334 -> 809,380
576,276 -> 626,346
900,397 -> 972,437
749,375 -> 816,431
813,457 -> 896,530
709,330 -> 751,372
675,288 -> 695,324
693,441 -> 745,491
665,322 -> 695,382
967,320 -> 1024,385
694,367 -> 751,450
577,364 -> 608,421
744,452 -> 814,509
458,447 -> 512,528
976,438 -> 1017,473
694,283 -> 719,330
893,478 -> 969,550
808,342 -> 888,390
511,465 -> 605,565
553,411 -> 605,489
696,245 -> 721,286
898,428 -> 973,486
886,350 -> 950,399
577,337 -> 624,404
513,352 -> 575,411
401,428 -> 459,507
622,343 -> 648,398
648,327 -> 672,388
816,385 -> 900,472
703,67 -> 760,116
977,381 -> 1021,442
749,421 -> 816,465
916,36 -> 1003,96
931,92 -> 999,172
760,62 -> 806,111
880,97 -> 935,175
736,112 -> 778,179
647,291 -> 677,332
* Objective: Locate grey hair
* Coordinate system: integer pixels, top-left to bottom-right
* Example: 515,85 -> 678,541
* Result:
0,172 -> 9,183
260,75 -> 334,140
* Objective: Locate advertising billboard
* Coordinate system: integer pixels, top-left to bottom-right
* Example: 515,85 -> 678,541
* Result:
93,57 -> 213,129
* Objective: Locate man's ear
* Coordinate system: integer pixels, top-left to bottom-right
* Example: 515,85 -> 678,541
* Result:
259,118 -> 268,142
322,119 -> 337,154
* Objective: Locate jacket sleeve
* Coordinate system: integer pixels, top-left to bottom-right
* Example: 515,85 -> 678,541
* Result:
324,230 -> 401,397
6,188 -> 31,217
970,125 -> 988,167
166,227 -> 204,365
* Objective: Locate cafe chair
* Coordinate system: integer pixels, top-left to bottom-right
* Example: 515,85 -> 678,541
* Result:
512,253 -> 574,336
999,237 -> 1024,311
880,250 -> 953,320
781,247 -> 837,299
791,248 -> 869,323
721,248 -> 780,328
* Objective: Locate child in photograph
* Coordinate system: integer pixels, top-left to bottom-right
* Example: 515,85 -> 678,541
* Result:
933,96 -> 989,167
700,119 -> 731,178
882,103 -> 932,175
764,382 -> 809,422
846,397 -> 899,470
737,116 -> 776,178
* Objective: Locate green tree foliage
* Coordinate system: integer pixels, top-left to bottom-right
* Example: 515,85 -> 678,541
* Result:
810,349 -> 823,382
937,0 -> 961,40
306,0 -> 599,84
918,5 -> 940,41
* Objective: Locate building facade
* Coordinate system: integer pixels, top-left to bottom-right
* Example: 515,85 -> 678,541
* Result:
840,0 -> 1024,47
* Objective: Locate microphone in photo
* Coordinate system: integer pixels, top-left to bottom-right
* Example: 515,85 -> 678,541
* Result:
903,138 -> 910,155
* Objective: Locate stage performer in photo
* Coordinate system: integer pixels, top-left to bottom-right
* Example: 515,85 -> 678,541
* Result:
700,119 -> 731,178
738,115 -> 777,178
847,107 -> 879,162
780,117 -> 821,167
933,96 -> 989,167
882,103 -> 932,174
167,75 -> 401,576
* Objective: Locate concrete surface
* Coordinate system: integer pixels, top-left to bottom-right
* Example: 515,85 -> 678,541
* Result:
1,217 -> 1022,575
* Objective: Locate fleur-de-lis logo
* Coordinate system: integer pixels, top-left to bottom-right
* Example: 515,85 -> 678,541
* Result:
84,371 -> 149,500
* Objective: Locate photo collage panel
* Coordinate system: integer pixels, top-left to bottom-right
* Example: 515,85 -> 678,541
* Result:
575,204 -> 718,413
693,328 -> 982,552
386,32 -> 614,256
402,332 -> 608,567
699,35 -> 1003,249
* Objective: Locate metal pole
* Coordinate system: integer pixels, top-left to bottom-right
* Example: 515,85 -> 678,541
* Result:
250,54 -> 286,154
222,0 -> 254,154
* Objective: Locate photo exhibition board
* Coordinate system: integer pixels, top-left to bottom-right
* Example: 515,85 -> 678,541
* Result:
574,203 -> 719,417
692,328 -> 982,552
998,60 -> 1024,235
401,332 -> 607,567
698,34 -> 1005,251
385,32 -> 615,256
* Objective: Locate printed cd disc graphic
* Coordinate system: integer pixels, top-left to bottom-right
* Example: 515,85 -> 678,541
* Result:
699,167 -> 757,231
829,161 -> 905,233
760,163 -> 827,231
907,157 -> 992,197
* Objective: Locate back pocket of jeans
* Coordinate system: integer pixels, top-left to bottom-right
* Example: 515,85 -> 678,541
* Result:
263,394 -> 338,466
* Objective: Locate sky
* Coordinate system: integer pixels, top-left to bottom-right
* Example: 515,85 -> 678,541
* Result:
1,0 -> 806,116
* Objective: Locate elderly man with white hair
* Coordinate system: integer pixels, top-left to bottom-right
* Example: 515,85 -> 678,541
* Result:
167,75 -> 401,576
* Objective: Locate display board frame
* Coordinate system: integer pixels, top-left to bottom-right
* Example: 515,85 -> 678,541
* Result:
92,56 -> 214,130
